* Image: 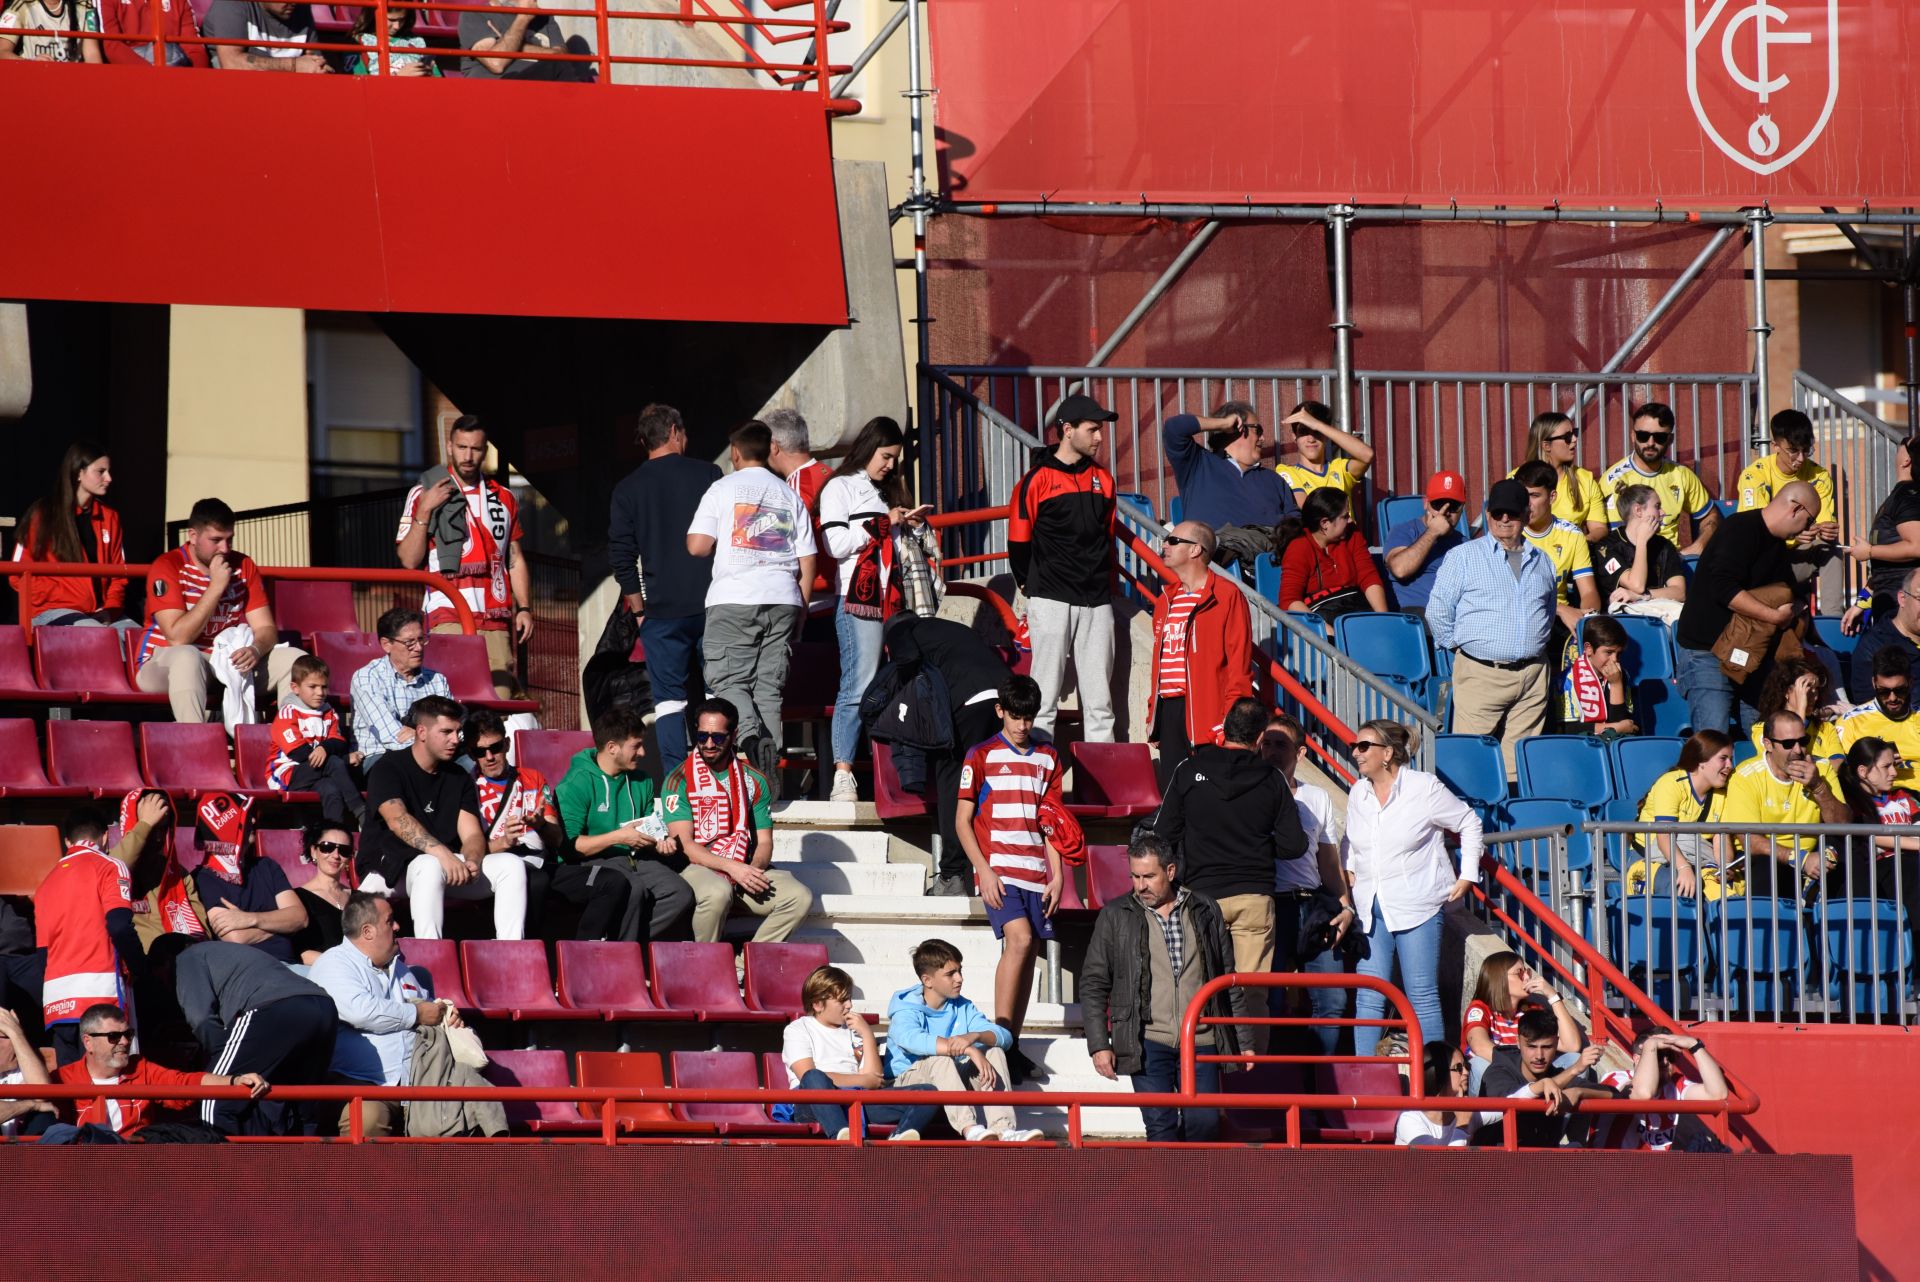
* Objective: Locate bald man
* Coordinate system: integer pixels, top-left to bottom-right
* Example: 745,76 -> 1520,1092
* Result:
1674,480 -> 1819,734
1149,520 -> 1255,787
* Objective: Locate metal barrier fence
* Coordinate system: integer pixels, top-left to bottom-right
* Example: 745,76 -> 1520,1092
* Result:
1486,819 -> 1917,1027
1794,370 -> 1909,601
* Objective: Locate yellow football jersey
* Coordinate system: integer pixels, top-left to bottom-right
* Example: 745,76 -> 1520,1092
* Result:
1599,457 -> 1713,544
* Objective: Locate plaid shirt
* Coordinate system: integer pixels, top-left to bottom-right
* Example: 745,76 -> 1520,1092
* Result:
349,660 -> 451,763
1146,888 -> 1191,976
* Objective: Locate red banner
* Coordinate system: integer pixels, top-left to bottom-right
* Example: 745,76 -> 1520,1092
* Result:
930,0 -> 1919,207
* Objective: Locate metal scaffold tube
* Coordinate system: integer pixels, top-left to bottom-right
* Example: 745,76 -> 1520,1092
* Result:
1749,209 -> 1773,441
1328,206 -> 1355,432
943,200 -> 1920,228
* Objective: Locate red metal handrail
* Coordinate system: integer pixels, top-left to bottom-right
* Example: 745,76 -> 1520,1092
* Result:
0,562 -> 476,634
1179,971 -> 1424,1096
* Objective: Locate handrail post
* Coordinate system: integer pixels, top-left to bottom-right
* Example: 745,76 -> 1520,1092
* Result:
152,0 -> 165,69
811,0 -> 828,104
375,0 -> 390,75
594,0 -> 608,83
349,1095 -> 365,1144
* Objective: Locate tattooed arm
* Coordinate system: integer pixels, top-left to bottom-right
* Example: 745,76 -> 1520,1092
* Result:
378,798 -> 473,886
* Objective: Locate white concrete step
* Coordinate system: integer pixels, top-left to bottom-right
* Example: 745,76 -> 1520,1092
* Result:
777,860 -> 925,899
772,828 -> 893,864
809,893 -> 983,922
770,799 -> 873,828
787,921 -> 1006,967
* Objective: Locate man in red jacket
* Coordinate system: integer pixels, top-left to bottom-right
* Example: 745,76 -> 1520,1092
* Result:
1148,521 -> 1254,788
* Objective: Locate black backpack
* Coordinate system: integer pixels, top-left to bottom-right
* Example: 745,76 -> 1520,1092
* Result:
860,657 -> 953,753
583,605 -> 653,730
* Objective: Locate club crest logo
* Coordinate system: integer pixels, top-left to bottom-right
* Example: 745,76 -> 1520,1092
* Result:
1687,0 -> 1839,176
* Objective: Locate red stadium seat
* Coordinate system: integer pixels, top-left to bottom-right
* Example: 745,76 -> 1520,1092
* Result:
268,580 -> 358,647
742,941 -> 829,1018
1084,844 -> 1132,909
48,720 -> 145,798
514,728 -> 592,783
0,719 -> 87,799
233,722 -> 321,803
0,824 -> 61,896
460,939 -> 598,1021
872,742 -> 929,820
1066,741 -> 1160,819
553,940 -> 678,1021
397,937 -> 475,1009
431,633 -> 539,713
480,1049 -> 597,1134
0,627 -> 67,703
668,1050 -> 811,1135
1056,866 -> 1089,913
757,1049 -> 885,1136
575,1051 -> 715,1134
140,723 -> 241,796
255,828 -> 313,887
311,632 -> 383,709
1312,1063 -> 1405,1143
35,629 -> 165,708
648,942 -> 783,1023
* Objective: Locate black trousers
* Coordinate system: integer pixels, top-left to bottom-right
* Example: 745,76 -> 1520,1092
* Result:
930,700 -> 1008,880
287,752 -> 365,825
201,993 -> 338,1136
1153,697 -> 1191,792
543,860 -> 634,942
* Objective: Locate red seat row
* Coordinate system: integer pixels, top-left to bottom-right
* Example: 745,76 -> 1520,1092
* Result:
480,1048 -> 833,1137
398,938 -> 828,1024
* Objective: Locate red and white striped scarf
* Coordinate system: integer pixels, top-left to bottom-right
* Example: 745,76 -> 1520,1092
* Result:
119,791 -> 203,938
686,750 -> 754,863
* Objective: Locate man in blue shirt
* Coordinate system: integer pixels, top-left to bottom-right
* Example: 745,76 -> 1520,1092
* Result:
1382,470 -> 1468,616
1163,401 -> 1297,563
1427,478 -> 1560,778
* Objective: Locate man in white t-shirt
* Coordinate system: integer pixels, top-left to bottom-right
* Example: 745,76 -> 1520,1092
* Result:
1261,712 -> 1357,1056
687,421 -> 817,798
0,1006 -> 54,1138
780,965 -> 938,1141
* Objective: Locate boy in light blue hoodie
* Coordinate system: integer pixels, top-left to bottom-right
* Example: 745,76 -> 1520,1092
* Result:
884,938 -> 1042,1141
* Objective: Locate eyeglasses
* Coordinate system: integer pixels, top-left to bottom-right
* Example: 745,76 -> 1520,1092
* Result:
1767,735 -> 1812,749
471,741 -> 508,757
1545,431 -> 1578,444
389,635 -> 427,650
1351,740 -> 1384,753
694,730 -> 732,745
311,840 -> 352,855
1431,500 -> 1462,515
1161,534 -> 1199,549
85,1029 -> 132,1044
1449,1061 -> 1470,1075
1875,685 -> 1912,699
1488,508 -> 1525,522
1634,430 -> 1672,445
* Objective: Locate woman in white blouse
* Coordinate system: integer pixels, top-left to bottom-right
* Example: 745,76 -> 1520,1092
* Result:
1341,719 -> 1485,1057
1396,1042 -> 1501,1146
819,417 -> 931,802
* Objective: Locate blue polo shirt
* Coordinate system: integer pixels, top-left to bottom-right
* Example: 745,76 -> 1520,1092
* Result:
1381,517 -> 1465,611
1164,414 -> 1298,530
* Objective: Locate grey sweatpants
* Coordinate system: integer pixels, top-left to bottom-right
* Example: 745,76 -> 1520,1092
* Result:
1026,597 -> 1115,741
703,602 -> 800,751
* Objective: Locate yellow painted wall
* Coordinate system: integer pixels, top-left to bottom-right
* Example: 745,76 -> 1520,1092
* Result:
165,305 -> 308,529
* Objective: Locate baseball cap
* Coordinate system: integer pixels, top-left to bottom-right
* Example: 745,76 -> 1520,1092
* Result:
1052,393 -> 1118,426
1424,471 -> 1467,503
1485,478 -> 1529,516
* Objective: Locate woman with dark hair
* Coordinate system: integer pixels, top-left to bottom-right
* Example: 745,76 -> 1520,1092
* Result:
290,821 -> 354,965
1629,730 -> 1735,900
1825,736 -> 1920,910
819,417 -> 933,802
1275,486 -> 1387,619
14,441 -> 134,629
1847,434 -> 1920,615
1750,657 -> 1844,761
1395,1042 -> 1501,1146
1519,410 -> 1606,540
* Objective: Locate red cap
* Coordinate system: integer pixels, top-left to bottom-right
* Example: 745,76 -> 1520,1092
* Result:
1425,471 -> 1468,503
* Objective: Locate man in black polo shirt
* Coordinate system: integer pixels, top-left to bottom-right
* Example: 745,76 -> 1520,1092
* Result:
1674,481 -> 1817,735
357,695 -> 523,942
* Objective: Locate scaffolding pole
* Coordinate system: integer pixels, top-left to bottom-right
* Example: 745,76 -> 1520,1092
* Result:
1601,225 -> 1741,375
905,0 -> 933,413
1328,206 -> 1356,432
831,2 -> 907,98
1750,209 -> 1773,444
945,200 -> 1920,228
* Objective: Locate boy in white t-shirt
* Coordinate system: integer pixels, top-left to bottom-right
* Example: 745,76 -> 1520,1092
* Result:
781,966 -> 938,1141
687,420 -> 818,795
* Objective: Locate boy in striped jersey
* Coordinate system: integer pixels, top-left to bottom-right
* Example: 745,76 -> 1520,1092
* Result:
954,676 -> 1063,1083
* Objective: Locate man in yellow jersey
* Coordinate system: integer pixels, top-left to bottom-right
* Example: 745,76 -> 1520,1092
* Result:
1838,648 -> 1920,787
1723,710 -> 1847,898
1275,401 -> 1373,512
1736,410 -> 1839,580
1514,460 -> 1599,631
1598,402 -> 1720,554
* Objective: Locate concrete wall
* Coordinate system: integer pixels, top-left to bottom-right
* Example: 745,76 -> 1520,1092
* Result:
165,306 -> 308,524
0,304 -> 28,421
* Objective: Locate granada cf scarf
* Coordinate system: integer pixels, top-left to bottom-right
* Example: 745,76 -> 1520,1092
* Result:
1565,653 -> 1607,726
194,792 -> 254,885
120,790 -> 202,938
687,751 -> 754,863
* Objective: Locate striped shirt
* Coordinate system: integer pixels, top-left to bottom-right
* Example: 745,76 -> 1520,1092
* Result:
268,700 -> 345,788
1425,534 -> 1559,665
958,733 -> 1064,894
349,660 -> 451,764
1155,589 -> 1203,698
138,546 -> 267,666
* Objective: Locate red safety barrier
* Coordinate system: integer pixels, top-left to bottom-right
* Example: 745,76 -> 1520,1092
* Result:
0,562 -> 476,635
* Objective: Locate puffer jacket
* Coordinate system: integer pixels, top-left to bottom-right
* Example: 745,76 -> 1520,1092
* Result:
1079,886 -> 1240,1077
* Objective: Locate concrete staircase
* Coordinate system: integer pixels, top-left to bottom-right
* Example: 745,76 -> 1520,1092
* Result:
751,800 -> 1144,1137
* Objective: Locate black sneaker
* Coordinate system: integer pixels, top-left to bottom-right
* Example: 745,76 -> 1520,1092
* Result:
1008,1047 -> 1047,1084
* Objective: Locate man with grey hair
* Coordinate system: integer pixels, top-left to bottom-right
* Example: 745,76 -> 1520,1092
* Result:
1590,483 -> 1689,610
765,407 -> 834,617
1079,831 -> 1239,1142
1148,519 -> 1253,787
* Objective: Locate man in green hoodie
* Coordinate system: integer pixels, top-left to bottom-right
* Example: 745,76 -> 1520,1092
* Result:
554,706 -> 695,944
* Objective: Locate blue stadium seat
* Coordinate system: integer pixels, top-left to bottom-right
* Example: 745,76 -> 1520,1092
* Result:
1608,894 -> 1701,1009
1609,736 -> 1686,806
1732,737 -> 1759,767
1592,797 -> 1638,872
1374,494 -> 1467,543
1515,735 -> 1615,813
1810,616 -> 1858,699
1254,556 -> 1284,605
1636,679 -> 1693,738
1711,498 -> 1737,520
1580,613 -> 1676,682
1813,898 -> 1913,1018
1706,897 -> 1806,1015
1333,612 -> 1434,710
1168,495 -> 1184,525
1434,733 -> 1507,815
1498,798 -> 1586,901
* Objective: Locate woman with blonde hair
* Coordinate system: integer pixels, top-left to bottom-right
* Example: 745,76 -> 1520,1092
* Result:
1520,411 -> 1606,540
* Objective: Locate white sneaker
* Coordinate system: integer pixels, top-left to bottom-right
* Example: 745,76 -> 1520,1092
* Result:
830,769 -> 859,802
963,1124 -> 998,1142
997,1128 -> 1044,1142
886,1128 -> 921,1142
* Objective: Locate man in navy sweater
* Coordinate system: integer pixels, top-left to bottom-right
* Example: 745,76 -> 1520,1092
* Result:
1163,401 -> 1298,559
607,404 -> 723,777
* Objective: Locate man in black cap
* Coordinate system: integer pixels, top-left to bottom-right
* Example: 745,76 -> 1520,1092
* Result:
1008,393 -> 1121,742
1426,478 -> 1563,778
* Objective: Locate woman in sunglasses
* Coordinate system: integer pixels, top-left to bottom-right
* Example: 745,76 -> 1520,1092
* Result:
291,820 -> 354,966
1396,1042 -> 1502,1147
1518,411 -> 1607,541
1830,735 -> 1920,921
1341,720 -> 1484,1057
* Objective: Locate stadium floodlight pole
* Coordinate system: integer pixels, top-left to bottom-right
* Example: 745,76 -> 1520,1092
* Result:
1749,208 -> 1774,451
1328,205 -> 1356,433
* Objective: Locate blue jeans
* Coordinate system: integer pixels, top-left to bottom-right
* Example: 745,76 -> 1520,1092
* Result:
1676,642 -> 1758,737
1272,892 -> 1352,1057
639,613 -> 704,778
1129,1038 -> 1221,1142
795,1068 -> 940,1138
1352,899 -> 1445,1057
831,601 -> 884,766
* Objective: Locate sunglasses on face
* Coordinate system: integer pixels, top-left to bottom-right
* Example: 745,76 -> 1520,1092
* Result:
1634,431 -> 1672,445
1431,500 -> 1462,515
472,741 -> 508,757
1161,534 -> 1199,549
1876,685 -> 1911,699
86,1029 -> 132,1044
1488,509 -> 1525,522
1352,740 -> 1384,753
694,730 -> 732,745
311,840 -> 352,855
1546,431 -> 1578,444
1768,735 -> 1812,749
